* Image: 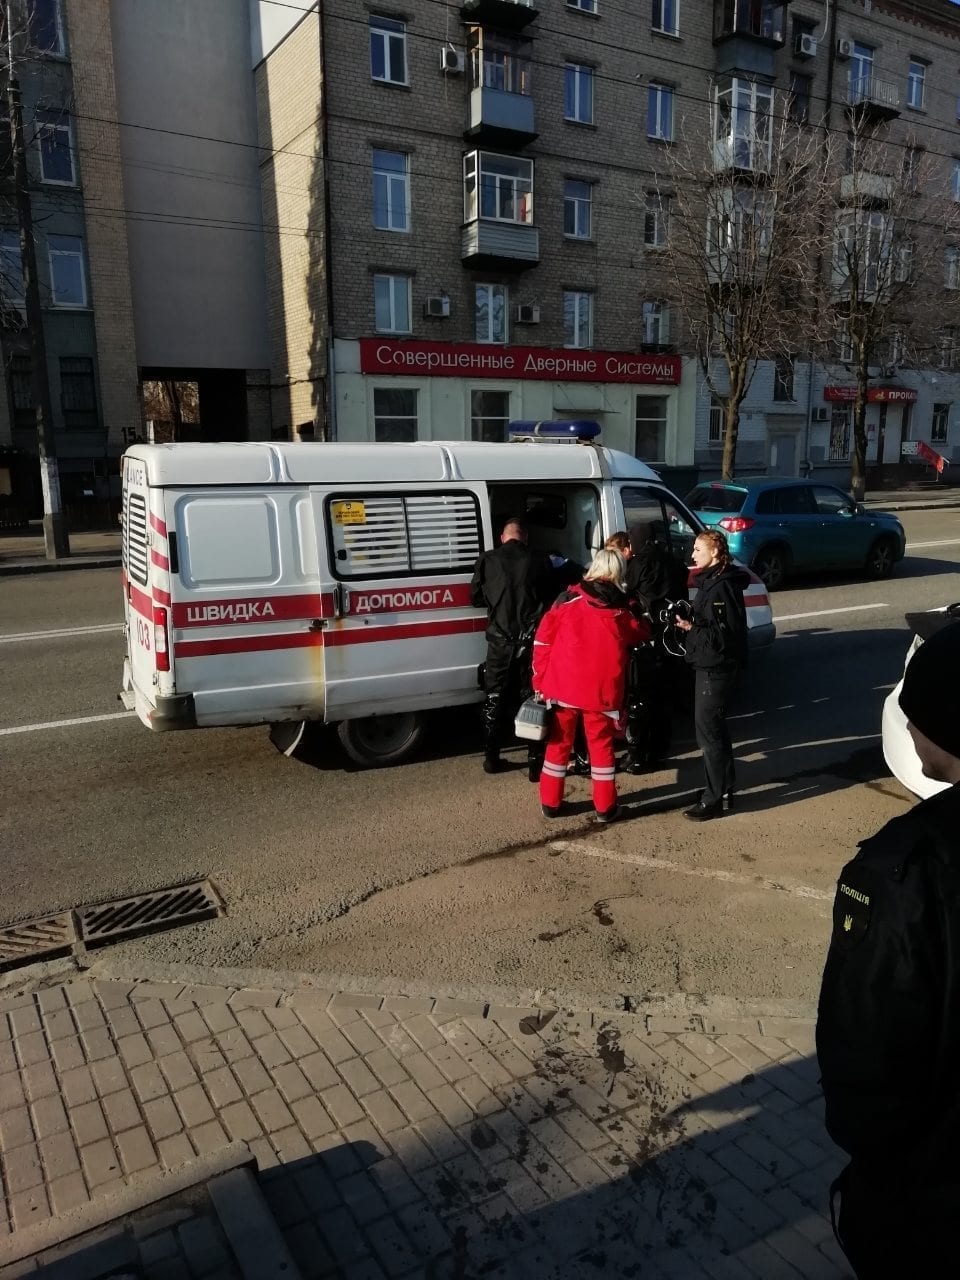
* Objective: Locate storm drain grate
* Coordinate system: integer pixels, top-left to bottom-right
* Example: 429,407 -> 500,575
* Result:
0,881 -> 224,972
77,880 -> 223,947
0,914 -> 75,969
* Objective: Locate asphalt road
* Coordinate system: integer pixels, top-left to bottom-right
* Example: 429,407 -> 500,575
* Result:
2,507 -> 958,1008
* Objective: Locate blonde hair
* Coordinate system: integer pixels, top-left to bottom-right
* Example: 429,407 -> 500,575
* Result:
695,528 -> 733,571
583,548 -> 626,590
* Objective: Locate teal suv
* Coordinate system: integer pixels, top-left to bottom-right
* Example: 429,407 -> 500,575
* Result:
685,479 -> 906,591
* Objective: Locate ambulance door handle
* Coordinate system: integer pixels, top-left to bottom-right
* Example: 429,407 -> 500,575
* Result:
332,584 -> 347,618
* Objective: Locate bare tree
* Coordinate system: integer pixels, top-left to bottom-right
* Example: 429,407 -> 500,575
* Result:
648,93 -> 827,481
817,115 -> 960,500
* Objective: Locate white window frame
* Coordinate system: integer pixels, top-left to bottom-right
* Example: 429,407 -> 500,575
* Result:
47,234 -> 86,308
369,15 -> 407,86
952,160 -> 960,204
829,407 -> 851,461
895,238 -> 913,284
946,247 -> 960,291
563,179 -> 593,239
651,0 -> 679,36
28,0 -> 64,55
834,210 -> 891,299
372,149 -> 409,232
932,402 -> 950,441
906,59 -> 926,110
564,63 -> 594,125
713,77 -> 773,172
475,282 -> 508,344
0,229 -> 24,308
463,151 -> 534,225
939,332 -> 958,371
647,83 -> 674,142
371,388 -> 419,445
566,0 -> 598,12
708,397 -> 723,444
643,191 -> 670,248
373,273 -> 411,334
641,300 -> 669,346
470,388 -> 511,443
563,290 -> 593,349
837,327 -> 854,365
36,110 -> 74,185
849,43 -> 875,105
773,356 -> 795,402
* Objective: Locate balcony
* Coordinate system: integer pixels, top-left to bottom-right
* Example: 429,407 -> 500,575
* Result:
466,87 -> 537,146
840,171 -> 893,205
460,0 -> 537,31
461,219 -> 539,270
844,76 -> 901,122
713,0 -> 785,75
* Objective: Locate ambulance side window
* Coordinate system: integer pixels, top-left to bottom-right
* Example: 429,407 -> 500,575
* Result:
327,491 -> 481,580
124,491 -> 149,586
178,496 -> 280,587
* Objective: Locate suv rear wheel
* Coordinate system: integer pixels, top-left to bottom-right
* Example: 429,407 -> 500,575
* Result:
753,545 -> 789,591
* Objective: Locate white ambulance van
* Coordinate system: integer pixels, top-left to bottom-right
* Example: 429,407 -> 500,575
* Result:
119,426 -> 775,767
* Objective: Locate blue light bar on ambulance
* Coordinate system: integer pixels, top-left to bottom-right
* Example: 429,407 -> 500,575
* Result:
507,420 -> 602,442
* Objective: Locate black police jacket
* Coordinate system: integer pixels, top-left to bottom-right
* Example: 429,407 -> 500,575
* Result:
626,544 -> 688,617
817,782 -> 960,1187
682,563 -> 748,670
470,540 -> 553,644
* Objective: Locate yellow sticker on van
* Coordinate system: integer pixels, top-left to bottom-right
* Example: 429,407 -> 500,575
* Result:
332,501 -> 366,526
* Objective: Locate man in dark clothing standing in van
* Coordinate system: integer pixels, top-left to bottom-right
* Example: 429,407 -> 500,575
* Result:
816,619 -> 960,1278
471,517 -> 553,777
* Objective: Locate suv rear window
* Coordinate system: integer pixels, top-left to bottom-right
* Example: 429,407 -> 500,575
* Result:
687,486 -> 746,514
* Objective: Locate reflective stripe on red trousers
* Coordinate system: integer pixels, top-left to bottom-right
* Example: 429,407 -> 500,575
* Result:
539,706 -> 618,815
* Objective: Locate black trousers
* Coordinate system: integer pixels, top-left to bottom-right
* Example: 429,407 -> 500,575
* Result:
693,664 -> 739,806
626,647 -> 673,765
482,636 -> 536,756
832,1162 -> 952,1278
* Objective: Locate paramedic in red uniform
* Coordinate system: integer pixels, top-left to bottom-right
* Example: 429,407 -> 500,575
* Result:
471,517 -> 554,777
532,550 -> 651,823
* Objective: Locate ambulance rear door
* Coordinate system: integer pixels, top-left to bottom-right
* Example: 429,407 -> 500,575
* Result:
316,484 -> 488,722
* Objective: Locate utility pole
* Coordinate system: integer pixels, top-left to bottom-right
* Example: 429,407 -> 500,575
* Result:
5,3 -> 68,557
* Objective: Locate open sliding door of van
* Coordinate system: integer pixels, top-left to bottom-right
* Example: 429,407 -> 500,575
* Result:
164,487 -> 332,727
314,484 -> 488,723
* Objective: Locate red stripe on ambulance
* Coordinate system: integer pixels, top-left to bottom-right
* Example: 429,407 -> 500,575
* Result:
171,592 -> 334,628
175,616 -> 486,659
348,583 -> 474,615
149,513 -> 167,537
150,550 -> 169,570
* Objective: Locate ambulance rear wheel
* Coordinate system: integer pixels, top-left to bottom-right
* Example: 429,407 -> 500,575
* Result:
337,713 -> 424,767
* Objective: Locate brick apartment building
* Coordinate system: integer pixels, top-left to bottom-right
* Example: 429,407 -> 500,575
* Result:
255,0 -> 960,485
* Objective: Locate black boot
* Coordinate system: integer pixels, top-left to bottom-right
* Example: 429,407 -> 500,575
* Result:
482,695 -> 503,774
527,749 -> 544,783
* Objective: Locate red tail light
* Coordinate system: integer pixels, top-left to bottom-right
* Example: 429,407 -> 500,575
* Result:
153,605 -> 170,673
719,517 -> 755,533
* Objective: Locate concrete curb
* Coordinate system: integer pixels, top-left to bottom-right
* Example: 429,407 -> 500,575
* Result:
0,1144 -> 253,1267
0,556 -> 121,577
75,956 -> 818,1026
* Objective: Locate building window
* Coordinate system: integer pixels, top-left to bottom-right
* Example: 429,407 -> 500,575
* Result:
635,395 -> 668,461
643,192 -> 670,247
28,0 -> 63,54
48,234 -> 86,307
945,246 -> 960,291
895,238 -> 914,283
952,160 -> 960,203
647,83 -> 674,141
906,59 -> 926,110
471,389 -> 510,442
373,273 -> 411,333
372,150 -> 409,232
715,0 -> 785,41
641,300 -> 669,347
468,30 -> 531,95
464,151 -> 533,224
708,397 -> 723,443
652,0 -> 679,36
773,356 -> 795,401
567,0 -> 598,12
564,64 -> 594,124
36,110 -> 74,184
369,15 -> 407,86
60,356 -> 97,431
829,407 -> 851,461
563,290 -> 593,348
834,211 -> 891,299
837,326 -> 854,365
932,402 -> 950,442
475,282 -> 507,343
563,179 -> 592,239
902,144 -> 923,194
714,77 -> 773,171
9,354 -> 33,431
373,388 -> 418,442
849,43 -> 874,105
788,73 -> 811,124
0,229 -> 24,308
939,330 -> 958,370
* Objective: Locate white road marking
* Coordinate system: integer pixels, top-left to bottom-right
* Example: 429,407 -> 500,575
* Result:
551,839 -> 834,902
906,539 -> 960,550
0,711 -> 136,736
774,603 -> 888,623
0,623 -> 123,645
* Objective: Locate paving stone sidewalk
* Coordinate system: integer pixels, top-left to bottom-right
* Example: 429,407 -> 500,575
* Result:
0,976 -> 850,1279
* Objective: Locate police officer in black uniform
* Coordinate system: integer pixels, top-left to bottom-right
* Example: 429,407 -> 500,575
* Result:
816,618 -> 960,1277
470,517 -> 553,777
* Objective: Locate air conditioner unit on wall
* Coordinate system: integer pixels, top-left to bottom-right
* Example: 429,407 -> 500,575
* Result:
812,406 -> 829,422
423,295 -> 450,319
440,45 -> 465,74
515,304 -> 540,324
836,37 -> 853,59
795,33 -> 818,59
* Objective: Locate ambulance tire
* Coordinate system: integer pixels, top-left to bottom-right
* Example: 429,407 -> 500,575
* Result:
269,719 -> 324,761
337,713 -> 424,767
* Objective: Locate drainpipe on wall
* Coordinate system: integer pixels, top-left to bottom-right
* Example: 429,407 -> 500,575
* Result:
319,1 -> 337,440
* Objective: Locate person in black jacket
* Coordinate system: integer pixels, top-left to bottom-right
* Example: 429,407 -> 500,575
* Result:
470,517 -> 553,776
816,619 -> 960,1278
674,528 -> 747,820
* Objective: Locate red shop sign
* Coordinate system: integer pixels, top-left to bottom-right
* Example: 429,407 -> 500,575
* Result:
823,385 -> 918,404
359,338 -> 682,385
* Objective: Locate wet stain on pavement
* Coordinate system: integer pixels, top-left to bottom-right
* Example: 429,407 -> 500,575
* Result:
592,899 -> 615,926
537,927 -> 573,942
470,1121 -> 497,1150
597,1025 -> 627,1075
